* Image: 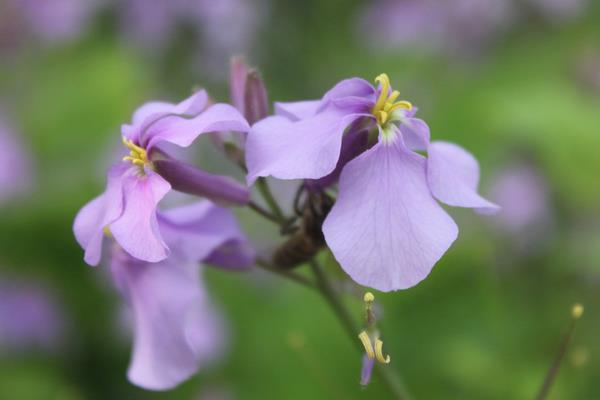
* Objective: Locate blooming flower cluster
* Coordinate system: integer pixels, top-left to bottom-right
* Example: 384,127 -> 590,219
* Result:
247,73 -> 498,291
74,60 -> 497,389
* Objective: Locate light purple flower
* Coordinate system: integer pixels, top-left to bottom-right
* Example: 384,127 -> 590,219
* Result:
0,111 -> 33,203
0,277 -> 65,352
111,200 -> 254,390
246,74 -> 498,291
489,163 -> 552,234
74,90 -> 250,266
11,0 -> 98,45
357,0 -> 514,56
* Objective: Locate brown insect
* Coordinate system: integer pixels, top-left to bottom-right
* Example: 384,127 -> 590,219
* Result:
272,188 -> 334,269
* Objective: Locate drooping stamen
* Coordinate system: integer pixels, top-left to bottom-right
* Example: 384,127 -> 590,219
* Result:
358,331 -> 375,359
371,73 -> 413,126
374,339 -> 391,364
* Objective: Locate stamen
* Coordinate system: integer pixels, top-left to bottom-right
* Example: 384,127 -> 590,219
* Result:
358,331 -> 375,359
374,339 -> 391,364
373,74 -> 391,113
121,136 -> 150,169
371,74 -> 413,126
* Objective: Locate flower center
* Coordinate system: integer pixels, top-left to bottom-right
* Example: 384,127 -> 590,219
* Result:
371,73 -> 412,126
122,137 -> 151,169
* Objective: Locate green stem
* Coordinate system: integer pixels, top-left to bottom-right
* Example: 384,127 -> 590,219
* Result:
255,258 -> 315,289
309,260 -> 412,400
256,177 -> 286,223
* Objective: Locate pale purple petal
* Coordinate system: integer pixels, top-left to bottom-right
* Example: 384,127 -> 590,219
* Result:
110,170 -> 171,263
111,247 -> 225,391
154,159 -> 250,206
306,126 -> 370,190
73,163 -> 129,266
122,90 -> 209,143
145,103 -> 249,150
427,141 -> 500,213
322,77 -> 376,103
323,141 -> 458,291
393,109 -> 430,151
158,201 -> 255,267
245,108 -> 362,184
274,100 -> 321,120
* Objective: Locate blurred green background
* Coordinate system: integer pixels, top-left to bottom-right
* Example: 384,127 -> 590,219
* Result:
0,0 -> 599,399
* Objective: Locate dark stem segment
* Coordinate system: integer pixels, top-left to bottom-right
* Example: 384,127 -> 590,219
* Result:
535,318 -> 580,400
309,260 -> 412,400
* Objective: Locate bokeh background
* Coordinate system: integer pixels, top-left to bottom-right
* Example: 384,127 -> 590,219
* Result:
1,0 -> 600,399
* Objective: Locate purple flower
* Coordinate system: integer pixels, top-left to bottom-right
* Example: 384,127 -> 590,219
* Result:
111,200 -> 254,390
0,111 -> 33,203
0,277 -> 65,352
357,0 -> 514,56
489,163 -> 552,234
246,74 -> 498,291
74,90 -> 250,266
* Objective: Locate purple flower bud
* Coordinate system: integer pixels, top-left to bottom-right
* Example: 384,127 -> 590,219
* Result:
229,56 -> 269,125
154,158 -> 250,206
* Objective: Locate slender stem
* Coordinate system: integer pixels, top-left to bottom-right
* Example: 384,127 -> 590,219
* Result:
255,258 -> 315,289
256,177 -> 286,223
535,319 -> 579,400
309,260 -> 412,400
248,201 -> 280,224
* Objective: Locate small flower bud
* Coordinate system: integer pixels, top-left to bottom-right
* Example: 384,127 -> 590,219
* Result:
571,303 -> 584,319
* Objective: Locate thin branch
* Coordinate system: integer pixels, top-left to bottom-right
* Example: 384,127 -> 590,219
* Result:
255,258 -> 315,289
309,260 -> 412,400
247,201 -> 281,225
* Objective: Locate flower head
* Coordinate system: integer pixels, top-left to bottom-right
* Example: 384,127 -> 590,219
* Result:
246,74 -> 498,291
111,200 -> 254,390
74,90 -> 250,266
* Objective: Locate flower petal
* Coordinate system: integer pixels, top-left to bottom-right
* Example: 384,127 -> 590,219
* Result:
73,163 -> 129,266
145,104 -> 250,150
245,108 -> 362,185
153,159 -> 250,206
110,170 -> 171,263
123,90 -> 209,142
158,201 -> 255,268
427,141 -> 500,213
274,100 -> 321,120
306,126 -> 370,190
323,142 -> 458,291
322,77 -> 376,102
111,248 -> 225,391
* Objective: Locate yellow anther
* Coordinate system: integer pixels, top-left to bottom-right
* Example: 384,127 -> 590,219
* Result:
571,303 -> 584,319
358,331 -> 375,359
373,74 -> 391,113
371,73 -> 413,126
375,339 -> 391,364
364,292 -> 375,303
388,100 -> 413,113
121,136 -> 150,168
103,225 -> 112,238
